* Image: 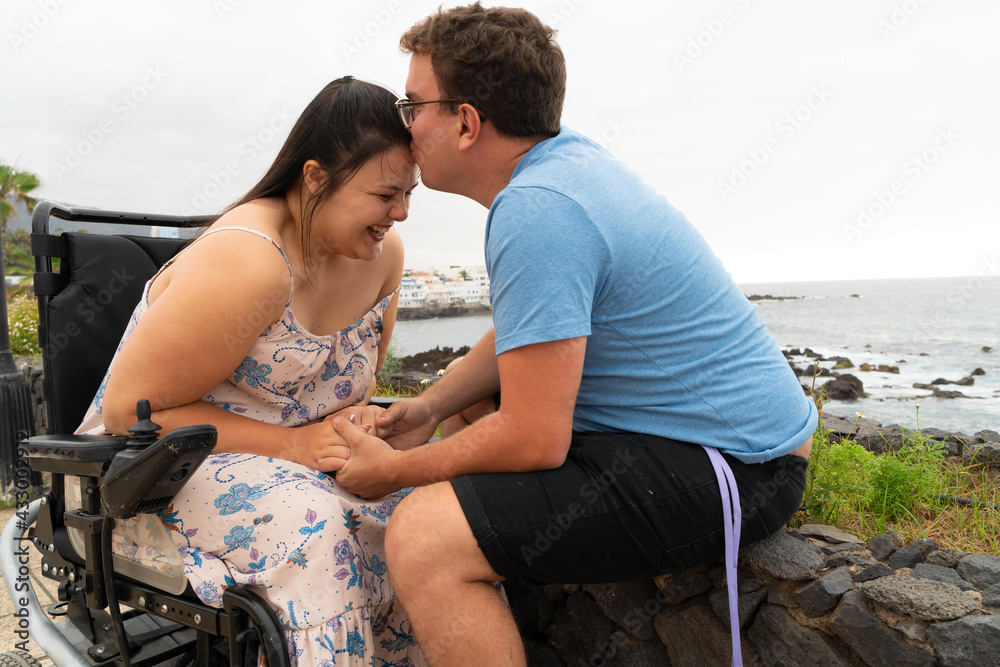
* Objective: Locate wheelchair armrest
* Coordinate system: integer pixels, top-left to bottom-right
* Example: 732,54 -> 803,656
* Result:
25,433 -> 131,477
101,424 -> 217,518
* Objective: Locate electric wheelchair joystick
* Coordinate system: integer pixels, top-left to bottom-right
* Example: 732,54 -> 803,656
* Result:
101,400 -> 217,520
126,399 -> 161,448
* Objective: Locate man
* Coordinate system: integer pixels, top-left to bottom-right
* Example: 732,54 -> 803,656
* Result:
331,4 -> 817,665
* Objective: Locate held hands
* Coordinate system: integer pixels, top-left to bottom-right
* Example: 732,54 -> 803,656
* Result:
331,417 -> 401,499
374,397 -> 439,450
326,404 -> 388,438
287,419 -> 362,473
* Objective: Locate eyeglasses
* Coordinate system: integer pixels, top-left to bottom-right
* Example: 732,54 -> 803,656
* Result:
394,98 -> 459,129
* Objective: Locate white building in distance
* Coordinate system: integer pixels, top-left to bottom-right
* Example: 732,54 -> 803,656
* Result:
399,266 -> 490,309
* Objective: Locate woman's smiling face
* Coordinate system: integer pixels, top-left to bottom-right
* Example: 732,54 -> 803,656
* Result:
309,145 -> 418,262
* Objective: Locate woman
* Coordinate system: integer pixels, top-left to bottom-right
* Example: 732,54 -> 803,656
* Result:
77,76 -> 425,666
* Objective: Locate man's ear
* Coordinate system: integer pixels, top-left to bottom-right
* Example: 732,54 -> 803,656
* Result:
302,159 -> 326,194
456,103 -> 482,152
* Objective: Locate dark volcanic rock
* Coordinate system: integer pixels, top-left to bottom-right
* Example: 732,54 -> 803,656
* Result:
858,576 -> 979,621
927,615 -> 1000,667
599,630 -> 674,667
965,442 -> 1000,467
395,305 -> 490,321
655,563 -> 714,605
829,356 -> 854,370
913,382 -> 969,398
397,345 -> 471,373
740,529 -> 824,581
821,374 -> 866,400
582,579 -> 664,641
708,586 -> 767,629
912,563 -> 975,591
797,523 -> 863,545
821,413 -> 883,446
655,603 -> 737,666
507,581 -> 559,635
793,566 -> 855,617
823,541 -> 870,555
982,583 -> 1000,607
545,592 -> 619,666
955,554 -> 1000,589
932,376 -> 975,386
973,429 -> 1000,444
824,554 -> 871,569
925,548 -> 967,569
749,604 -> 856,667
829,590 -> 937,666
523,639 -> 564,667
853,562 -> 892,583
856,424 -> 909,454
889,545 -> 925,571
867,530 -> 904,560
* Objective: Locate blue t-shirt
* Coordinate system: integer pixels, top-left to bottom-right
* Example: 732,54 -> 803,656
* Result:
485,128 -> 817,463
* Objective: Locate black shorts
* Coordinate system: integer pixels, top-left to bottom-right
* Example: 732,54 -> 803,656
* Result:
450,431 -> 808,584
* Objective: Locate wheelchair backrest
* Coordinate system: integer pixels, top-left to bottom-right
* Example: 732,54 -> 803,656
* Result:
31,202 -> 212,434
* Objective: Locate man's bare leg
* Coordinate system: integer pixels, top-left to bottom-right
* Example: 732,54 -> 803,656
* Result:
386,482 -> 525,667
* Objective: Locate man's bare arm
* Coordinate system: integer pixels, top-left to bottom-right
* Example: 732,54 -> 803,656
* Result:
334,336 -> 586,498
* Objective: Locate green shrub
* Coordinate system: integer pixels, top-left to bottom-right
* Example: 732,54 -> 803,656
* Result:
866,437 -> 946,520
803,431 -> 875,525
6,295 -> 41,357
381,339 -> 405,375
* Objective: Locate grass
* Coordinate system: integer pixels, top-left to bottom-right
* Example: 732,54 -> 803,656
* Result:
796,404 -> 1000,555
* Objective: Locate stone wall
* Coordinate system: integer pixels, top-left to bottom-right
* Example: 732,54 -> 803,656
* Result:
507,525 -> 1000,666
15,358 -> 46,436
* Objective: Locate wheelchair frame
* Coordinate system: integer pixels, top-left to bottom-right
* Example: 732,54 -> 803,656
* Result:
1,201 -> 296,666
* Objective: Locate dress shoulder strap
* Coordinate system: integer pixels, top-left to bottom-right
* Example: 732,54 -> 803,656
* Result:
195,226 -> 292,276
145,225 -> 294,306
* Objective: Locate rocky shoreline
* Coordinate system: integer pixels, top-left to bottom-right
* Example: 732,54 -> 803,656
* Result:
783,346 -> 990,403
395,304 -> 491,321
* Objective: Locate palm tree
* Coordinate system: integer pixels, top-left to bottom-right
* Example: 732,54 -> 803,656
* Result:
0,163 -> 41,495
459,269 -> 470,281
1,164 -> 40,255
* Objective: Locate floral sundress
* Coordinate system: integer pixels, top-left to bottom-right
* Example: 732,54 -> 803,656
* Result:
77,226 -> 425,667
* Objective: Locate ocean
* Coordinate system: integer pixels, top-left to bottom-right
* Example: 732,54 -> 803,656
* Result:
392,276 -> 1000,435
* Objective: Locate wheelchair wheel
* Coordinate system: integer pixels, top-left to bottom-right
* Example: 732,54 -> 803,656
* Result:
0,652 -> 42,667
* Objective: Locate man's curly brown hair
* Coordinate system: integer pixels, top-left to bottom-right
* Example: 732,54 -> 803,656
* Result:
400,3 -> 565,138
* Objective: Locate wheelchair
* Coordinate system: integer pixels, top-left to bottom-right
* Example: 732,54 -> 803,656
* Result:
2,200 -> 375,666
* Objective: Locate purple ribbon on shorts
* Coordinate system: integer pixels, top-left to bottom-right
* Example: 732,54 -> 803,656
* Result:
702,445 -> 743,667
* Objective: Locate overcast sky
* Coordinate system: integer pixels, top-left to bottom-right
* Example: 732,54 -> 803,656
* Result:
2,0 -> 997,283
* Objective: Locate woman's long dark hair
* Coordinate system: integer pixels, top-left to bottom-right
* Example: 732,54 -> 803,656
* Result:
227,76 -> 411,267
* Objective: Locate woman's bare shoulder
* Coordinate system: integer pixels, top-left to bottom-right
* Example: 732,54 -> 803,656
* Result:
211,198 -> 287,237
150,199 -> 292,306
